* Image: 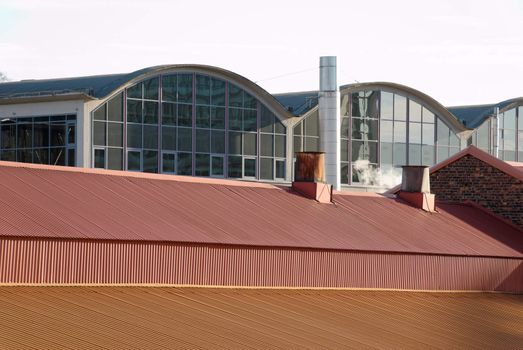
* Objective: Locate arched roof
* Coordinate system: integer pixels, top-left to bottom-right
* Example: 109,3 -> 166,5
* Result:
0,64 -> 295,119
340,82 -> 468,133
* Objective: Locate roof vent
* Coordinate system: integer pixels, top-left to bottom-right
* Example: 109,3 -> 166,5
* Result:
292,152 -> 332,203
398,166 -> 435,212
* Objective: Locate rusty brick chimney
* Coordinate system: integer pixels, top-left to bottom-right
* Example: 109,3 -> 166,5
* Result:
292,152 -> 332,203
398,166 -> 436,212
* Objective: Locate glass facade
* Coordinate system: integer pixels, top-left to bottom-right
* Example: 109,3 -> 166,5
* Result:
339,90 -> 460,186
92,73 -> 287,181
469,106 -> 523,161
1,115 -> 76,166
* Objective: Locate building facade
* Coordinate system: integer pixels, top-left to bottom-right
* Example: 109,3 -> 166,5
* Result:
0,58 -> 521,189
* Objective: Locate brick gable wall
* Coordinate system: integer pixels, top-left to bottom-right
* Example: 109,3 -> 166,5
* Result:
430,155 -> 523,229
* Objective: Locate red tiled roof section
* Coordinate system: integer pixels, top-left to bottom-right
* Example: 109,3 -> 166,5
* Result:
0,163 -> 521,258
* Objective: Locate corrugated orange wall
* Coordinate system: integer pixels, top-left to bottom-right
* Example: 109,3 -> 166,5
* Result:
1,238 -> 521,292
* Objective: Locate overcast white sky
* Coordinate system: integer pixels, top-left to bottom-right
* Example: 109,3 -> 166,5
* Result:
0,0 -> 522,106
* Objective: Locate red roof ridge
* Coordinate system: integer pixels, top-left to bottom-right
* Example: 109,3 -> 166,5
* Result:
0,160 -> 282,189
386,146 -> 523,194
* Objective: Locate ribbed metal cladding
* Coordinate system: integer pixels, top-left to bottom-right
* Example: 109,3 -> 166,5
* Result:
1,238 -> 522,292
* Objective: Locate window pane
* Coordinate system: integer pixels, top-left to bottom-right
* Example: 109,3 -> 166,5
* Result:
341,118 -> 350,138
127,100 -> 142,123
34,148 -> 49,164
393,143 -> 406,166
211,78 -> 225,106
477,122 -> 489,149
422,123 -> 434,145
437,146 -> 449,162
162,126 -> 176,151
17,123 -> 32,148
94,105 -> 106,121
127,151 -> 141,171
409,100 -> 422,122
162,103 -> 176,125
341,162 -> 349,184
305,112 -> 318,136
275,160 -> 285,179
1,122 -> 16,149
380,120 -> 393,142
393,121 -> 406,143
34,123 -> 49,147
260,157 -> 273,180
408,144 -> 422,165
229,108 -> 242,130
409,122 -> 422,144
93,122 -> 106,146
127,83 -> 142,99
178,74 -> 193,103
341,139 -> 349,161
352,141 -> 377,163
195,153 -> 210,176
275,119 -> 286,134
381,92 -> 394,120
162,75 -> 177,102
51,124 -> 66,147
450,133 -> 460,148
211,156 -> 224,176
228,156 -> 242,178
108,93 -> 123,122
196,105 -> 210,128
261,106 -> 274,133
244,158 -> 256,177
144,101 -> 159,124
94,149 -> 105,168
228,131 -> 242,155
127,124 -> 142,148
504,109 -> 516,129
196,129 -> 210,153
294,123 -> 302,136
17,149 -> 32,163
177,104 -> 192,127
162,153 -> 175,173
177,152 -> 192,175
260,133 -> 273,157
394,95 -> 407,121
243,109 -> 257,132
143,150 -> 158,173
244,132 -> 257,156
228,84 -> 242,107
211,130 -> 225,154
211,107 -> 225,129
50,147 -> 65,166
275,135 -> 285,158
107,148 -> 123,170
107,122 -> 123,147
177,127 -> 192,152
380,142 -> 393,166
502,129 -> 516,150
67,124 -> 75,145
437,119 -> 450,146
304,137 -> 319,152
422,108 -> 435,124
143,125 -> 158,149
422,145 -> 434,165
244,92 -> 256,109
196,75 -> 210,105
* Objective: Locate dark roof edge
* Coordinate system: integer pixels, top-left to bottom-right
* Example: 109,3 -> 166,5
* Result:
0,93 -> 95,105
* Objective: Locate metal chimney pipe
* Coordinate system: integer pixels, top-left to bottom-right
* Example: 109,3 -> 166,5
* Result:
401,166 -> 431,193
318,56 -> 341,190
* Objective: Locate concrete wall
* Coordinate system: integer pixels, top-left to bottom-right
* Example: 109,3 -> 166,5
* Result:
430,154 -> 523,228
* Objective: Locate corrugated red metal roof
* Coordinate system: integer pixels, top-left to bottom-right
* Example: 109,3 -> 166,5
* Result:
0,287 -> 522,349
0,161 -> 521,258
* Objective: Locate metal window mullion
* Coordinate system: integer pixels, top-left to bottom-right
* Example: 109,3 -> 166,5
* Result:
256,102 -> 261,180
158,75 -> 163,173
